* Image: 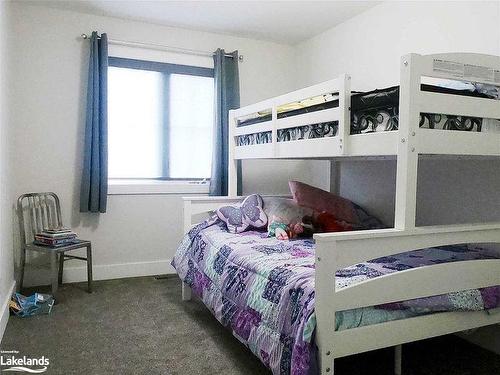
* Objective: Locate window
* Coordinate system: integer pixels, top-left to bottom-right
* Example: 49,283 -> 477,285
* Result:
108,57 -> 214,181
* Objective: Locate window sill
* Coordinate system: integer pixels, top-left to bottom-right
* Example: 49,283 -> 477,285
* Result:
107,179 -> 209,195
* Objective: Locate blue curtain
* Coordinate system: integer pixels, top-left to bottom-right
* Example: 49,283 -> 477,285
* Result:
80,32 -> 108,213
209,49 -> 241,196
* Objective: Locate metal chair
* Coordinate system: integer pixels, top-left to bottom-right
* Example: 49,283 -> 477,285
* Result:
17,192 -> 92,299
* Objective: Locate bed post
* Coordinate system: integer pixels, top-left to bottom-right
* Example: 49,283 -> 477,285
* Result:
394,344 -> 402,375
181,199 -> 192,301
329,73 -> 350,194
338,73 -> 351,156
228,109 -> 238,197
395,53 -> 420,230
181,282 -> 192,301
317,73 -> 352,374
315,238 -> 336,374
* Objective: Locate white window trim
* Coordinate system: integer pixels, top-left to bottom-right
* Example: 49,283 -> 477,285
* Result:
108,179 -> 209,195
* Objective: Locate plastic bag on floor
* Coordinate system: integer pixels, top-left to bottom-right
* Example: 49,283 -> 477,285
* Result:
10,293 -> 54,317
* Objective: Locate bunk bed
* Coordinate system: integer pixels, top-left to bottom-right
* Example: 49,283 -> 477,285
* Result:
175,53 -> 500,375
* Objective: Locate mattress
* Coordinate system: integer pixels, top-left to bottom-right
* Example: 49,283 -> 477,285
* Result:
236,84 -> 500,146
172,220 -> 500,375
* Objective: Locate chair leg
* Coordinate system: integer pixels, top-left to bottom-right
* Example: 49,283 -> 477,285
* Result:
58,253 -> 64,285
50,252 -> 59,300
86,244 -> 93,293
18,247 -> 26,292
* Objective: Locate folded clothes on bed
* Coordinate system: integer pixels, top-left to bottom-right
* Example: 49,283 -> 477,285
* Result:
172,220 -> 500,375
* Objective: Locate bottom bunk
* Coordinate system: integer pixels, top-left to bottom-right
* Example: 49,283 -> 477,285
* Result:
172,219 -> 500,375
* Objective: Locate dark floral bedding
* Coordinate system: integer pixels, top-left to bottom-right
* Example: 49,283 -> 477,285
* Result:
235,84 -> 500,146
172,220 -> 500,375
236,122 -> 339,146
350,85 -> 499,134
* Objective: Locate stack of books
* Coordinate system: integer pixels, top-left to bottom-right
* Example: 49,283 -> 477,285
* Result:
34,228 -> 78,247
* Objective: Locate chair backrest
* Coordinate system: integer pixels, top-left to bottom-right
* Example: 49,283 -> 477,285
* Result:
17,192 -> 63,246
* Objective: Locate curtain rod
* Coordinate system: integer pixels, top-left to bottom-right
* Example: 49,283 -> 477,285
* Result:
80,33 -> 243,62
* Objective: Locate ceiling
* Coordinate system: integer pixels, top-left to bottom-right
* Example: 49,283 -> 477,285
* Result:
33,1 -> 379,44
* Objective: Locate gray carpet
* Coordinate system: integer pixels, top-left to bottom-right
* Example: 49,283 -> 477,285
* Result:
1,276 -> 499,375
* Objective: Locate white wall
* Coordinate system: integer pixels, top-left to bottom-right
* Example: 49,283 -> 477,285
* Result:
9,3 -> 328,285
295,1 -> 500,90
295,1 -> 500,226
0,1 -> 15,338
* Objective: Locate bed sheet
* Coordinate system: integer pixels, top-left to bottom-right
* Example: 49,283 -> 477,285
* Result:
172,220 -> 500,375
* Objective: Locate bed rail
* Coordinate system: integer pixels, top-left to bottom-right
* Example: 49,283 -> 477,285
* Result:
183,196 -> 243,232
401,53 -> 500,158
395,53 -> 500,230
314,224 -> 500,373
332,306 -> 500,359
229,53 -> 500,166
229,74 -> 351,163
314,222 -> 500,268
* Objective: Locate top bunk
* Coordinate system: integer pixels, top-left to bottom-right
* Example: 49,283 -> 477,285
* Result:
229,53 -> 500,159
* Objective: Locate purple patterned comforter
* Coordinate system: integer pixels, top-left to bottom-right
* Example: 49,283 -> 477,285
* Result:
172,220 -> 500,375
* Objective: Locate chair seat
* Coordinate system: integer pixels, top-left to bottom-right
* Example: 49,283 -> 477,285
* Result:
26,239 -> 91,253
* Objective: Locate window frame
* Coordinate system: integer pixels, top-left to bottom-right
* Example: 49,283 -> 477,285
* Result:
107,56 -> 215,181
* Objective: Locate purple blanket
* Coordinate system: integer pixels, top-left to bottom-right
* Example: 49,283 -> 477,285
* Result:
172,220 -> 500,375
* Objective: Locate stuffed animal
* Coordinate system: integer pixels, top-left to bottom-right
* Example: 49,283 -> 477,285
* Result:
267,215 -> 290,240
268,212 -> 353,241
269,222 -> 289,240
268,215 -> 317,240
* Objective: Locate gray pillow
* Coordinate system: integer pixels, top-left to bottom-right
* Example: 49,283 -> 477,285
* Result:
216,194 -> 267,233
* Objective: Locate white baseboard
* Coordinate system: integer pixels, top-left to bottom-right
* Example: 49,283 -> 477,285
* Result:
23,259 -> 176,287
0,280 -> 16,342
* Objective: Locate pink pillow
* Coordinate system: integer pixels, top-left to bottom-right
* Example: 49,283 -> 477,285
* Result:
288,181 -> 359,224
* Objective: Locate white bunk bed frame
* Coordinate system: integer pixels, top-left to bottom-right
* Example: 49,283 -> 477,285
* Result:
181,53 -> 500,375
